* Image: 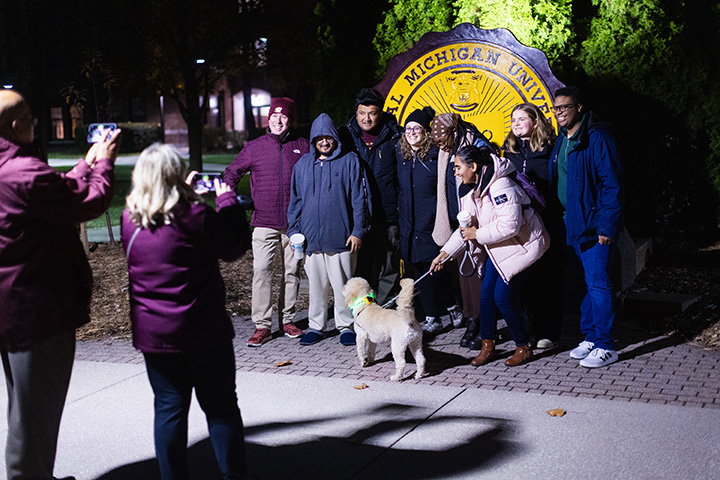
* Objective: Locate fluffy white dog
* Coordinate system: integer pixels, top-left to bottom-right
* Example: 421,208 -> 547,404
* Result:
342,277 -> 426,381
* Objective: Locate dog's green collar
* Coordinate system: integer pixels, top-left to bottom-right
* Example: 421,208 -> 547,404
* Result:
349,292 -> 376,313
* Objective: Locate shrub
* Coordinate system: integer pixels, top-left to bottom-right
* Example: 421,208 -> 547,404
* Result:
202,127 -> 246,153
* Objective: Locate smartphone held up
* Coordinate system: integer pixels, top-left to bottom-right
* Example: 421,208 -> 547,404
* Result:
87,123 -> 118,143
192,172 -> 223,193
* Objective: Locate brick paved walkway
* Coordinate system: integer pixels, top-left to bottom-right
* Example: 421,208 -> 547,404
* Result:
75,309 -> 720,410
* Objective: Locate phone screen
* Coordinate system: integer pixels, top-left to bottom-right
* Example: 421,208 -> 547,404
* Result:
192,173 -> 222,193
87,123 -> 118,143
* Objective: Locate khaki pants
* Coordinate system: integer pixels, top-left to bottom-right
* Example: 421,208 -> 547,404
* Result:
251,227 -> 301,329
304,251 -> 357,332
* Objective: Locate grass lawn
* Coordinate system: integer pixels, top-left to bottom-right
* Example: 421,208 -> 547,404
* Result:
53,159 -> 250,228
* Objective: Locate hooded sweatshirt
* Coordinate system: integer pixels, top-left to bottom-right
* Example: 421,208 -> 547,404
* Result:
287,113 -> 368,253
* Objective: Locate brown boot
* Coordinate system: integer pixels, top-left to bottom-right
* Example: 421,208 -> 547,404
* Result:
471,340 -> 496,366
505,344 -> 533,366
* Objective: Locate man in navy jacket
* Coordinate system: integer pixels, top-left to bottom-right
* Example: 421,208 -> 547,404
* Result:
549,86 -> 624,368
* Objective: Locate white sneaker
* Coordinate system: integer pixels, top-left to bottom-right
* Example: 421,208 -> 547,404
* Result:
422,317 -> 443,334
569,341 -> 594,359
447,306 -> 465,328
536,338 -> 558,349
579,348 -> 618,368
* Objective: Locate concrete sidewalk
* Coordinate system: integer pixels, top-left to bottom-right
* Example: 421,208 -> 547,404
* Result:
0,311 -> 710,479
0,360 -> 717,480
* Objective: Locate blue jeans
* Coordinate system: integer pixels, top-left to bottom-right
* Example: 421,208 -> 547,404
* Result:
573,240 -> 616,350
144,342 -> 246,480
478,259 -> 528,346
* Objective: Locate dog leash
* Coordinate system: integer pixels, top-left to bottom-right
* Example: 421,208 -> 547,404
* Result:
381,241 -> 467,308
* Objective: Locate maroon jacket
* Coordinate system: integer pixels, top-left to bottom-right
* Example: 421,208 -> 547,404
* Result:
0,138 -> 114,352
223,131 -> 309,230
122,192 -> 250,353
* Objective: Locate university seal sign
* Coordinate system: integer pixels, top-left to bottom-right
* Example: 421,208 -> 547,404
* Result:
377,23 -> 564,148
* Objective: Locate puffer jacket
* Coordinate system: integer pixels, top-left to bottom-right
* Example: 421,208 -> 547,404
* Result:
287,113 -> 368,253
223,130 -> 309,230
433,125 -> 493,245
442,154 -> 549,283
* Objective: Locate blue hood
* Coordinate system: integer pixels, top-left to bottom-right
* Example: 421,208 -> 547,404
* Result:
309,113 -> 342,162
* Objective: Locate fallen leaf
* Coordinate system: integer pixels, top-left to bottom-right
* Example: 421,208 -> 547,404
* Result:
274,361 -> 293,367
354,383 -> 369,390
546,408 -> 566,417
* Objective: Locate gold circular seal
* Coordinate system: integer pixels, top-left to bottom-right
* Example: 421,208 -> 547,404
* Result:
379,25 -> 563,148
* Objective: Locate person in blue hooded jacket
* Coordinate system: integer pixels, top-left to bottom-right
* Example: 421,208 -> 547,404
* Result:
287,113 -> 368,346
549,86 -> 624,369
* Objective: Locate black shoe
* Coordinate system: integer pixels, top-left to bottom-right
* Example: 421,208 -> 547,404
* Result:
460,317 -> 479,348
467,332 -> 485,350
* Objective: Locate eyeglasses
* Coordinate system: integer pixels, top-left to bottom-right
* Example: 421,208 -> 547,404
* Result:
405,126 -> 424,134
550,104 -> 576,114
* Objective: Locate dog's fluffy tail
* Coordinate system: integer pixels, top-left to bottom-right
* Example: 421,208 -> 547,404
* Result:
396,278 -> 415,318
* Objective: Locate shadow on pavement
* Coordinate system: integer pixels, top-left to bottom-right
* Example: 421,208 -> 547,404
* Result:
94,405 -> 519,480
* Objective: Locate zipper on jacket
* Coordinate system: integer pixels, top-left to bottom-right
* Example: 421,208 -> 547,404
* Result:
278,141 -> 285,228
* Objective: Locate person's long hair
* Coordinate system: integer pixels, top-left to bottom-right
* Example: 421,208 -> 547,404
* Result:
456,145 -> 495,193
125,143 -> 201,229
399,129 -> 434,161
503,103 -> 556,154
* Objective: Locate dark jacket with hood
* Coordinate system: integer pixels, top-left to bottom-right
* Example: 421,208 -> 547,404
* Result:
0,137 -> 114,351
287,114 -> 368,253
345,113 -> 401,225
223,130 -> 309,230
548,111 -> 624,245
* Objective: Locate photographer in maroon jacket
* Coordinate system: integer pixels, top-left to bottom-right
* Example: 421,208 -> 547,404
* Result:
0,89 -> 120,480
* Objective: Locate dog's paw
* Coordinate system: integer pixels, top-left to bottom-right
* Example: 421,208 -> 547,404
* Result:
414,370 -> 426,380
390,374 -> 402,381
360,360 -> 370,368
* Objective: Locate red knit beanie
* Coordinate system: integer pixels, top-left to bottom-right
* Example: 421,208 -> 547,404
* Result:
269,97 -> 295,123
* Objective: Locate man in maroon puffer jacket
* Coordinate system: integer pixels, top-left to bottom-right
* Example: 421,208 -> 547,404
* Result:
224,97 -> 310,346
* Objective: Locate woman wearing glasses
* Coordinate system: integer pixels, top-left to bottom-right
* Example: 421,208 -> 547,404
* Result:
397,107 -> 462,335
502,103 -> 563,351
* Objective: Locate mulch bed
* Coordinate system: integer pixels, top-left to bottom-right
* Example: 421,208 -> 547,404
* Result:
82,241 -> 720,350
81,243 -> 308,341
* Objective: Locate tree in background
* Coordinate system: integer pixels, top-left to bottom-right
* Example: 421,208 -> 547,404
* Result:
373,0 -> 720,246
113,0 -> 264,171
455,0 -> 574,66
373,0 -> 454,78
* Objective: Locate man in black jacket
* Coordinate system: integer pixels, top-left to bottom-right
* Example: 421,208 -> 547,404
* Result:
343,88 -> 401,304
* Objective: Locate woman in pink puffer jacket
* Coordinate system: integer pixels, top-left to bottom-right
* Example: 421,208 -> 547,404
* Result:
431,145 -> 549,367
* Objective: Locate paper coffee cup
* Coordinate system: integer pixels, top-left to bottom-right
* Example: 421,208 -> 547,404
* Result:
290,233 -> 305,259
457,211 -> 471,228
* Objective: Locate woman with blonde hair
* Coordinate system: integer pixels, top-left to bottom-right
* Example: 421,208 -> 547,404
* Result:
503,103 -> 563,351
122,143 -> 251,480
